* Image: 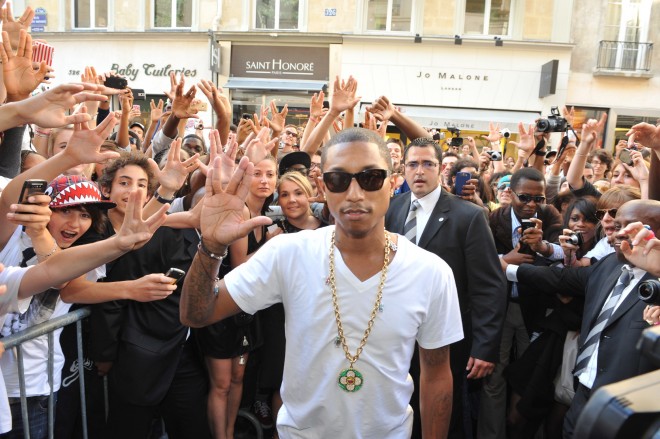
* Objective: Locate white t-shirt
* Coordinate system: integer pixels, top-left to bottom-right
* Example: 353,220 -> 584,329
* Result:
584,236 -> 614,261
0,228 -> 103,398
225,226 -> 463,439
0,265 -> 29,434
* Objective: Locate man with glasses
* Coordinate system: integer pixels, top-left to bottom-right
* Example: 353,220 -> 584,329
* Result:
279,124 -> 300,154
180,128 -> 462,438
481,167 -> 563,439
385,137 -> 506,439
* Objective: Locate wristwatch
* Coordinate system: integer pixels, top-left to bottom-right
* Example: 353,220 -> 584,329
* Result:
154,190 -> 175,204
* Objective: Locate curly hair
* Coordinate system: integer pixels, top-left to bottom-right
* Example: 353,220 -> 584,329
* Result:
97,151 -> 157,196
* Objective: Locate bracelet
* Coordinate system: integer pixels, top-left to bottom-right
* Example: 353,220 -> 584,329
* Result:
197,240 -> 228,261
544,240 -> 553,255
154,190 -> 175,204
36,242 -> 58,259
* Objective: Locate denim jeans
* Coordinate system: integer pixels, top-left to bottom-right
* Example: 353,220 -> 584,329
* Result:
0,392 -> 57,439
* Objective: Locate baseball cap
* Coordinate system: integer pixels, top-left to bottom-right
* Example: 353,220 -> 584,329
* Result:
278,151 -> 312,176
46,175 -> 116,209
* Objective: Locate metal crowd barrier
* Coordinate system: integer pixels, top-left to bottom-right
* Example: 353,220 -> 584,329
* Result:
1,307 -> 91,439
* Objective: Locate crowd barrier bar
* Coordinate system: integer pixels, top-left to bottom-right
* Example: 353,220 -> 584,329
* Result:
1,307 -> 91,439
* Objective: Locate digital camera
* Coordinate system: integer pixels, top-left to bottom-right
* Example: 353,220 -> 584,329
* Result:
638,280 -> 660,306
536,107 -> 569,133
567,231 -> 583,247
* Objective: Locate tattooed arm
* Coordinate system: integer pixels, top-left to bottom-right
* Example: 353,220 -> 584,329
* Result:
419,345 -> 452,439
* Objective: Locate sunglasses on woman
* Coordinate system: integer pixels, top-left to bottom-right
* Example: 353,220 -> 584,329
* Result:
595,208 -> 617,221
322,169 -> 389,193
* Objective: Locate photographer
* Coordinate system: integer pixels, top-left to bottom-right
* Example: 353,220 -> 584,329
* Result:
501,200 -> 660,439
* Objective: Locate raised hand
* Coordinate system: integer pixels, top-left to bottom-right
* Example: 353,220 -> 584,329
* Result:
330,75 -> 360,114
621,149 -> 649,184
310,91 -> 325,118
5,194 -> 52,236
198,79 -> 231,118
152,138 -> 200,193
245,127 -> 278,163
627,122 -> 660,152
580,113 -> 607,148
1,4 -> 34,51
365,95 -> 395,122
268,101 -> 288,133
485,122 -> 502,143
163,71 -> 178,102
7,83 -> 116,130
171,73 -> 197,119
1,30 -> 48,102
619,221 -> 660,276
62,108 -> 119,165
150,98 -> 164,122
200,157 -> 272,252
115,190 -> 169,252
509,122 -> 537,159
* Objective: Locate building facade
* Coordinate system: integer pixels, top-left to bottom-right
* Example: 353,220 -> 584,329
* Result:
17,0 -> 660,150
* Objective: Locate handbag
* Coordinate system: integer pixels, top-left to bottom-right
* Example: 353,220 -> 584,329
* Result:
553,330 -> 579,405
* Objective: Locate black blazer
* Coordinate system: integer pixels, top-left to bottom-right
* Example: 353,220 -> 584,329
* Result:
385,189 -> 506,363
90,226 -> 200,406
517,254 -> 657,392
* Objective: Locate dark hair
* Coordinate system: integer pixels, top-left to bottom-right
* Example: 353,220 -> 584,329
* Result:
448,158 -> 480,182
403,138 -> 442,163
588,149 -> 613,173
182,134 -> 206,149
563,196 -> 598,228
442,151 -> 459,161
322,128 -> 392,172
98,152 -> 156,196
510,167 -> 545,192
53,204 -> 107,234
552,190 -> 576,214
490,171 -> 511,186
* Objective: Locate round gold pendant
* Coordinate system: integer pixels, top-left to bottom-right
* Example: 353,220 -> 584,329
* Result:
338,368 -> 363,392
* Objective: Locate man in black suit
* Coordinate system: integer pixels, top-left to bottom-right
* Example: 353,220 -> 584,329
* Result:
501,199 -> 660,439
385,138 -> 506,439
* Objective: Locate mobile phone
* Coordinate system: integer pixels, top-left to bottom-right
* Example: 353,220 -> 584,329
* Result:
242,113 -> 252,120
454,172 -> 471,196
188,99 -> 208,112
104,76 -> 128,90
520,219 -> 535,233
619,149 -> 633,166
165,268 -> 186,284
18,179 -> 48,204
486,150 -> 502,161
32,41 -> 54,66
132,104 -> 141,112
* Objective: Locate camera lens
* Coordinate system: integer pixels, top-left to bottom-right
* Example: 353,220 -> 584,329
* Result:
568,231 -> 583,246
638,280 -> 660,305
536,119 -> 551,133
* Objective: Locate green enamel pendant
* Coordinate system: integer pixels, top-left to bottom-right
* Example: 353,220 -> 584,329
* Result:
338,368 -> 363,392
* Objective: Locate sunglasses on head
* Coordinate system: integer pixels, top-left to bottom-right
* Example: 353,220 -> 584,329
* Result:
514,193 -> 546,204
595,208 -> 617,221
322,169 -> 389,193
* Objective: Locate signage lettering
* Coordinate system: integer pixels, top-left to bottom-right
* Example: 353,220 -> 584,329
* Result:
110,63 -> 197,81
231,46 -> 329,81
416,71 -> 489,81
245,59 -> 315,75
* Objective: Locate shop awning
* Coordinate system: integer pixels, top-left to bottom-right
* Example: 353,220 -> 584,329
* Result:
223,78 -> 327,92
359,104 -> 540,132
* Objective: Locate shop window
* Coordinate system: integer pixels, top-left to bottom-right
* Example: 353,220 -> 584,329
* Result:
153,0 -> 192,28
254,0 -> 300,30
597,0 -> 652,71
463,0 -> 512,36
366,0 -> 414,32
73,0 -> 108,29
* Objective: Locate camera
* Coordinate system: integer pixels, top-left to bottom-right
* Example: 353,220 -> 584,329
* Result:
536,107 -> 569,133
486,150 -> 502,161
500,128 -> 511,138
567,231 -> 583,247
447,127 -> 463,147
638,279 -> 660,305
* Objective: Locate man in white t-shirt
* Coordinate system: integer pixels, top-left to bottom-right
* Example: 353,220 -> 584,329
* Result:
181,128 -> 463,438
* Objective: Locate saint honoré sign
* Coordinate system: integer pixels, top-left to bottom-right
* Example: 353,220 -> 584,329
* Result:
230,46 -> 329,81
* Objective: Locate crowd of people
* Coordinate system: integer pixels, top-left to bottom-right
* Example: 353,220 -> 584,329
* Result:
0,3 -> 659,439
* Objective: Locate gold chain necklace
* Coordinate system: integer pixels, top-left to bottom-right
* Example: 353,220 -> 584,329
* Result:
328,228 -> 391,392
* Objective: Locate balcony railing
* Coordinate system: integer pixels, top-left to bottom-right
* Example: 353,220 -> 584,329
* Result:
596,40 -> 653,72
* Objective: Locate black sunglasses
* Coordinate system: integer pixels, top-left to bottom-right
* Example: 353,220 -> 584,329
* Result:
514,193 -> 546,204
323,169 -> 389,193
595,208 -> 617,221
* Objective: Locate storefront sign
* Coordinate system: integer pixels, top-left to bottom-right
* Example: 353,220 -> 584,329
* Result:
415,70 -> 489,82
230,46 -> 329,81
109,63 -> 197,81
